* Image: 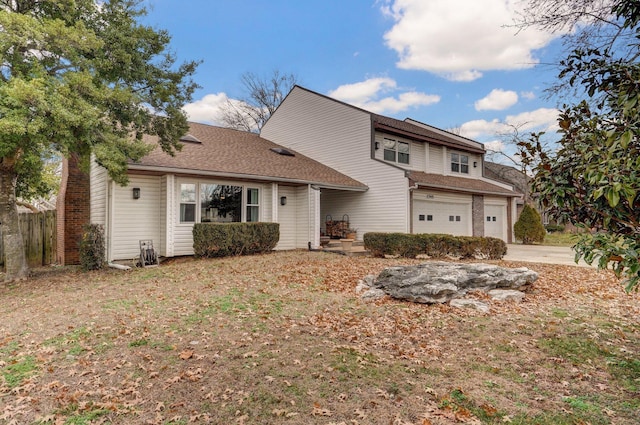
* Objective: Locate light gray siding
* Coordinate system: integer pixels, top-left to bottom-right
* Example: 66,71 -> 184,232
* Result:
295,186 -> 310,248
262,183 -> 273,224
276,186 -> 297,250
444,148 -> 484,179
373,133 -> 426,171
90,160 -> 108,227
262,87 -> 410,236
110,175 -> 163,261
429,145 -> 444,173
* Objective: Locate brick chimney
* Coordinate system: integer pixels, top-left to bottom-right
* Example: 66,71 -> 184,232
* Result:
56,153 -> 90,265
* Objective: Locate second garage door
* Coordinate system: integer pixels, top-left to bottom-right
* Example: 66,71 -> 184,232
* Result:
484,202 -> 507,240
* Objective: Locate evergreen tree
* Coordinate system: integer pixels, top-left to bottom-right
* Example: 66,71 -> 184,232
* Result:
514,204 -> 546,244
0,0 -> 199,281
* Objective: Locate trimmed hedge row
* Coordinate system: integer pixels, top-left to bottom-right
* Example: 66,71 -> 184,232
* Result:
363,232 -> 507,260
193,222 -> 280,258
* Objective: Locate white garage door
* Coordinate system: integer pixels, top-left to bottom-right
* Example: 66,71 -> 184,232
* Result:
413,199 -> 471,236
485,204 -> 506,240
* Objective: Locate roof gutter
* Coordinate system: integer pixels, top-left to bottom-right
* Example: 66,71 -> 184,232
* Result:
127,164 -> 369,192
412,181 -> 517,197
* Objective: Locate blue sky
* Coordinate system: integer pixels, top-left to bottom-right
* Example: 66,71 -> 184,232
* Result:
141,0 -> 568,154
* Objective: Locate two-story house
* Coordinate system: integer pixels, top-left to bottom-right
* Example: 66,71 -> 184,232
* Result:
261,86 -> 520,246
84,85 -> 519,263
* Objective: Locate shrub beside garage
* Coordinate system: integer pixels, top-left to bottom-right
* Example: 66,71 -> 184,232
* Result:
363,232 -> 507,260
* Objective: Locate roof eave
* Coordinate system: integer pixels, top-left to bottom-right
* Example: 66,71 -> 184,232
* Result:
127,164 -> 369,192
374,122 -> 485,154
412,181 -> 518,197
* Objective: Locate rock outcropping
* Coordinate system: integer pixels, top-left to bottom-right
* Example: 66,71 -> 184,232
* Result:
360,262 -> 538,304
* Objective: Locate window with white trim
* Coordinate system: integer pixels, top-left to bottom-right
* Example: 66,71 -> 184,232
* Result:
451,153 -> 469,174
200,184 -> 242,223
179,182 -> 259,224
383,137 -> 410,164
180,183 -> 196,223
246,188 -> 260,222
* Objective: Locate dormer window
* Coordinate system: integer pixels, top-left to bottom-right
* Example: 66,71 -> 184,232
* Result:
383,137 -> 410,164
451,153 -> 469,174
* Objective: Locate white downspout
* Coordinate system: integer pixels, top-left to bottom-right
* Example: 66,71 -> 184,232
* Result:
271,183 -> 279,223
309,185 -> 321,248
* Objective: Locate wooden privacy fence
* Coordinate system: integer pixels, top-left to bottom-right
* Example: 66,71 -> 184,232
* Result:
0,210 -> 57,268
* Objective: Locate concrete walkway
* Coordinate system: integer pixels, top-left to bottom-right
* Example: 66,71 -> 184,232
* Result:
504,244 -> 592,267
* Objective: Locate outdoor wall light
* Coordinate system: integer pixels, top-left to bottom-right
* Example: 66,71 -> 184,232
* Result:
132,187 -> 141,199
280,196 -> 287,206
473,161 -> 478,168
374,141 -> 380,150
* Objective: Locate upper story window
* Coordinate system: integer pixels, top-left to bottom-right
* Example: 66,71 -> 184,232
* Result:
451,153 -> 469,174
383,137 -> 410,164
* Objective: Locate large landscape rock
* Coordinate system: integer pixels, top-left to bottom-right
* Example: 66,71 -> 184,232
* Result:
369,262 -> 538,304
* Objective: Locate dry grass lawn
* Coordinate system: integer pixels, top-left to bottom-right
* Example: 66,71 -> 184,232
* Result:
1,251 -> 639,425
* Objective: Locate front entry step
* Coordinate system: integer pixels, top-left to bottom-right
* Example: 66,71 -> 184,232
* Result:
322,240 -> 369,257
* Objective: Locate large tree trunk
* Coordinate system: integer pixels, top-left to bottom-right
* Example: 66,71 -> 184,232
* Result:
0,163 -> 29,282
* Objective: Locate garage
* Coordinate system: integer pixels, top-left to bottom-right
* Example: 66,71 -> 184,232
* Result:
484,201 -> 507,240
412,193 -> 472,236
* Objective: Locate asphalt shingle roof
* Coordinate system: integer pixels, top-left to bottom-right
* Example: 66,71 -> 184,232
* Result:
372,115 -> 485,154
408,171 -> 519,196
133,122 -> 367,190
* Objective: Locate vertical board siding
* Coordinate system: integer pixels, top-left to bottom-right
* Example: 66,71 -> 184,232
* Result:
262,87 -> 409,238
0,211 -> 57,268
110,175 -> 162,261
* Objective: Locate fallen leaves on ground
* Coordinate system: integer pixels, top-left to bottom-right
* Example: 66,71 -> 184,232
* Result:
0,251 -> 638,424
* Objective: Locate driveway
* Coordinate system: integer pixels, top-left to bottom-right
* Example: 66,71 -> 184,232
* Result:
504,244 -> 593,267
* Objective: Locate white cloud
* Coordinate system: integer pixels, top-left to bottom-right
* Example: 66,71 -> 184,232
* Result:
484,140 -> 505,152
459,119 -> 507,139
381,0 -> 559,81
505,108 -> 559,132
459,107 -> 559,139
329,78 -> 397,104
182,93 -> 229,125
475,89 -> 518,111
520,91 -> 536,100
328,78 -> 440,114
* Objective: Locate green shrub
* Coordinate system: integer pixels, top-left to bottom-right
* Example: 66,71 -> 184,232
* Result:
363,232 -> 507,259
193,222 -> 279,258
79,224 -> 106,271
545,224 -> 565,233
514,204 -> 546,244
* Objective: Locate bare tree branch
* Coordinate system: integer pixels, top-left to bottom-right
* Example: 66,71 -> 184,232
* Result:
220,70 -> 298,133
